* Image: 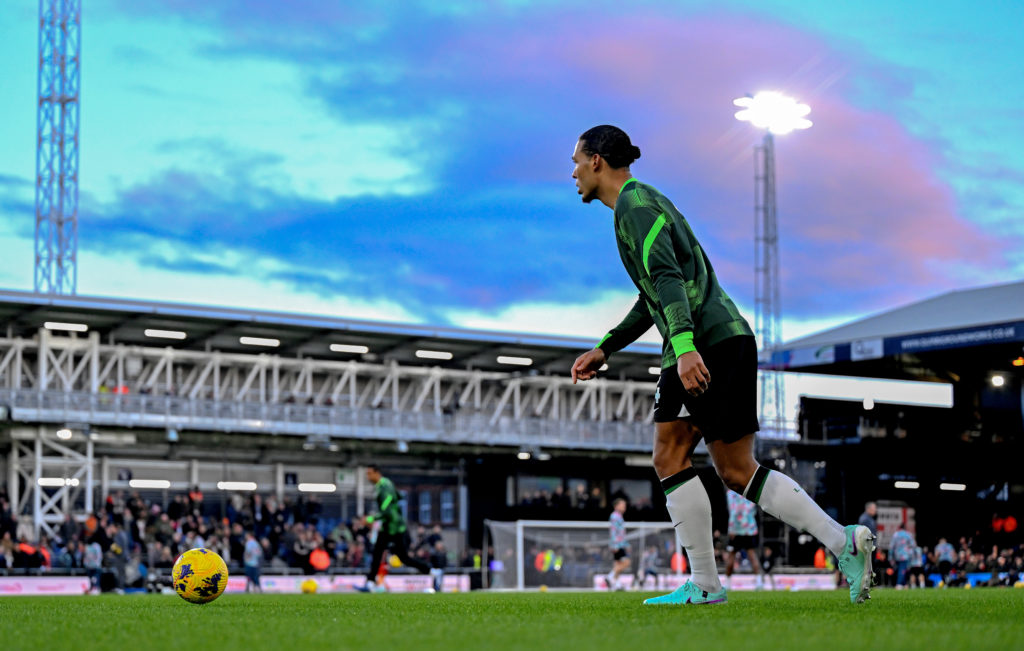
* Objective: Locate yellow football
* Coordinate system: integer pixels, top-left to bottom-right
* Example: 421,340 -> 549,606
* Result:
172,548 -> 229,604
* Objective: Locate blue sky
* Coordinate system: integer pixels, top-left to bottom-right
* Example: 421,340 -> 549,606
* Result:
0,0 -> 1021,344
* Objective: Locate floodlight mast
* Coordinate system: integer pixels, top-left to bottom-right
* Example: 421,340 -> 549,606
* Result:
733,92 -> 811,435
36,0 -> 81,295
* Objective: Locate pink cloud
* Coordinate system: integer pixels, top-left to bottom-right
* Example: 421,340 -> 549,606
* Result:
542,12 -> 1004,315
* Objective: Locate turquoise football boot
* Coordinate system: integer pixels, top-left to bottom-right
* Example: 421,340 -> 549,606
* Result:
838,524 -> 876,603
643,580 -> 727,605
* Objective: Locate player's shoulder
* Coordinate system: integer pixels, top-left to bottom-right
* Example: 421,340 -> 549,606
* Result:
615,179 -> 661,215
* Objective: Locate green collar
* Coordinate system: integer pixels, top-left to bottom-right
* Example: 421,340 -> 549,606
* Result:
618,177 -> 638,195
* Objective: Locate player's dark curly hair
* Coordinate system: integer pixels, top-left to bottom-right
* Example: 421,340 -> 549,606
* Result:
579,125 -> 641,169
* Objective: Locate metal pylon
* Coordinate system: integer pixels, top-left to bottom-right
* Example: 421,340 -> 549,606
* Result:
754,132 -> 785,433
35,0 -> 81,294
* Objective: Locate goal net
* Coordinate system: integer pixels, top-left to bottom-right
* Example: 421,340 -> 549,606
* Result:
484,519 -> 687,590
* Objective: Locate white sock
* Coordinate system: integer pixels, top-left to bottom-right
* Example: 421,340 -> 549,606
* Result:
663,471 -> 723,593
745,468 -> 846,557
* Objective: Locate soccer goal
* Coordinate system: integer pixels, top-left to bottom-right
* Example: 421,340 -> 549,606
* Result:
484,519 -> 685,590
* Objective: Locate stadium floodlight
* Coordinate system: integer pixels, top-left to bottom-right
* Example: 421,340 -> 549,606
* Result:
939,482 -> 967,492
129,479 -> 171,489
497,355 -> 533,366
599,363 -> 609,371
298,483 -> 337,493
990,375 -> 1006,387
145,329 -> 187,340
330,343 -> 369,354
647,367 -> 661,375
239,336 -> 280,347
894,481 -> 920,489
216,481 -> 257,491
517,451 -> 531,460
55,428 -> 73,440
416,349 -> 453,361
733,91 -> 812,135
862,398 -> 875,410
44,321 -> 87,332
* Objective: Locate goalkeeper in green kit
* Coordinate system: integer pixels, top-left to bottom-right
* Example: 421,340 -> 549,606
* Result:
357,464 -> 442,592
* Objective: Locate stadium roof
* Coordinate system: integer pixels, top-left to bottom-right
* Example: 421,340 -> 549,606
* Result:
0,289 -> 663,380
766,280 -> 1024,371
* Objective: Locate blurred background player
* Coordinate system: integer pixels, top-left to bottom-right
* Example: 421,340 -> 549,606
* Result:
760,546 -> 776,591
243,531 -> 262,593
724,489 -> 763,590
934,538 -> 956,585
636,545 -> 660,590
356,465 -> 442,593
606,498 -> 630,590
889,522 -> 915,590
569,125 -> 875,606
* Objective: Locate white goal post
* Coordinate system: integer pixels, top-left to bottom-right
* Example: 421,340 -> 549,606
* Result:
484,520 -> 683,590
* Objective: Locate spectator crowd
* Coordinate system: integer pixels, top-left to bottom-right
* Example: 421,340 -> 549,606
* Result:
0,488 -> 477,592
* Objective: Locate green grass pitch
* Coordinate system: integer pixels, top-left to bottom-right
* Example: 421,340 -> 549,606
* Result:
1,589 -> 1023,651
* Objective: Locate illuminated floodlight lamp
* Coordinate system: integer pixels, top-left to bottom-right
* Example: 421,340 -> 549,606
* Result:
240,336 -> 280,348
939,482 -> 966,492
298,483 -> 337,493
990,375 -> 1006,388
217,481 -> 257,491
145,329 -> 187,340
734,91 -> 812,135
648,367 -> 661,375
45,321 -> 88,332
416,350 -> 453,361
129,479 -> 171,489
497,355 -> 533,366
56,428 -> 73,440
894,480 -> 919,490
517,451 -> 531,460
330,343 -> 369,354
599,364 -> 609,371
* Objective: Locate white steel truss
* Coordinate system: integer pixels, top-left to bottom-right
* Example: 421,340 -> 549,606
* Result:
0,330 -> 657,452
9,426 -> 93,540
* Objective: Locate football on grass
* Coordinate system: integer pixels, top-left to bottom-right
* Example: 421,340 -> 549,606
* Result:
172,548 -> 229,604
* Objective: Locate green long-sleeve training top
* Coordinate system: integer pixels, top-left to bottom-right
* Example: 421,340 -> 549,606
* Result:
366,477 -> 407,536
598,178 -> 753,369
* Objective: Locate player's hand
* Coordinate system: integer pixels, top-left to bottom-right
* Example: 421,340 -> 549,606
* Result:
570,348 -> 607,384
676,351 -> 710,396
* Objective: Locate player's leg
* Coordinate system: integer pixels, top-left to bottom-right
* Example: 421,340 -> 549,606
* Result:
747,546 -> 763,589
644,403 -> 727,605
708,434 -> 874,603
708,435 -> 846,558
392,531 -> 431,574
360,534 -> 389,589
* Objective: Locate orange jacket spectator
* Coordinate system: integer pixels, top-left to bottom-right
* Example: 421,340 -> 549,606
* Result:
309,548 -> 330,571
814,547 -> 827,569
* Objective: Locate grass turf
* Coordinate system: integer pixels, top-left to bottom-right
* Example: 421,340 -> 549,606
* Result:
1,589 -> 1023,650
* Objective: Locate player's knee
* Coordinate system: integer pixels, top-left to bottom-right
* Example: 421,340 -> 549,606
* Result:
716,465 -> 751,493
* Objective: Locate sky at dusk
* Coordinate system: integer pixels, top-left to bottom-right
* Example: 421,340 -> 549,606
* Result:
0,0 -> 1021,346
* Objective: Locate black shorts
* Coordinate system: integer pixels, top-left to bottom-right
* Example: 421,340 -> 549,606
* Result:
726,535 -> 760,552
653,335 -> 760,443
613,548 -> 629,561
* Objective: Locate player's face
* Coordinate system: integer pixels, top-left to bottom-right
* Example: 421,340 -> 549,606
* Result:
571,140 -> 599,204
